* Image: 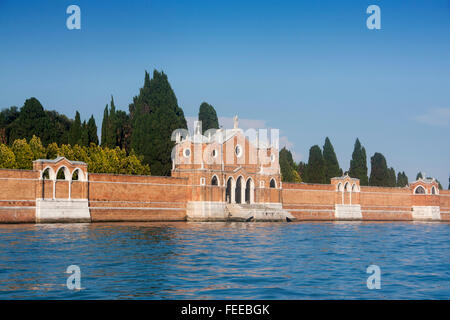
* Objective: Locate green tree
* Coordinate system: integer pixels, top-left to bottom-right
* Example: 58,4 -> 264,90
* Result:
198,102 -> 219,134
101,105 -> 109,147
323,137 -> 342,183
29,135 -> 46,160
369,152 -> 389,186
11,138 -> 33,169
396,171 -> 409,187
87,115 -> 99,145
0,106 -> 19,144
304,145 -> 326,183
416,172 -> 423,180
130,70 -> 187,176
68,111 -> 82,146
0,144 -> 16,168
8,98 -> 53,145
388,167 -> 396,187
279,147 -> 296,182
348,138 -> 368,185
81,120 -> 89,146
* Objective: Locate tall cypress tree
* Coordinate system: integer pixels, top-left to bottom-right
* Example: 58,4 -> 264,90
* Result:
87,115 -> 99,145
81,120 -> 89,146
130,70 -> 187,176
396,171 -> 409,187
101,105 -> 109,147
349,138 -> 368,185
279,147 -> 297,182
416,172 -> 423,180
198,102 -> 219,134
68,111 -> 82,146
388,167 -> 396,187
305,145 -> 326,184
323,137 -> 342,183
369,152 -> 389,186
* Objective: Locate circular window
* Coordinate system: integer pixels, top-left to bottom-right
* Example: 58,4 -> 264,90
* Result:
235,145 -> 242,157
183,148 -> 191,158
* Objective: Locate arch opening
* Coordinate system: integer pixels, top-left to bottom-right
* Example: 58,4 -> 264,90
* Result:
415,186 -> 426,194
226,177 -> 233,203
235,176 -> 243,204
245,178 -> 254,204
211,175 -> 219,186
269,178 -> 276,188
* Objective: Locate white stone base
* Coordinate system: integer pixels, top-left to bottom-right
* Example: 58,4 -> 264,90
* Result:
36,199 -> 91,223
186,201 -> 294,222
335,204 -> 362,220
412,206 -> 441,221
186,201 -> 228,221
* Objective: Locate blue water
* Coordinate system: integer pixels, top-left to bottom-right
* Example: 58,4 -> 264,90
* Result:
0,221 -> 448,299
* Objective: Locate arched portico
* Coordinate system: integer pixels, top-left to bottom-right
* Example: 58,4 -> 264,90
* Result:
245,178 -> 255,204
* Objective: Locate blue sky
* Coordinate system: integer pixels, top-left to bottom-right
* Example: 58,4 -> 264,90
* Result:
0,0 -> 449,185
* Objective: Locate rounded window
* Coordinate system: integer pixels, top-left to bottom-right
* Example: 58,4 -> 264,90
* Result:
414,186 -> 425,194
183,148 -> 191,158
212,149 -> 218,158
235,145 -> 242,157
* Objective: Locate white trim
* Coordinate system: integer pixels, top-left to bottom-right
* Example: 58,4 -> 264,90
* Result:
413,185 -> 427,195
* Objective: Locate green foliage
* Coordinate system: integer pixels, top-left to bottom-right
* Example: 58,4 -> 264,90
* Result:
387,167 -> 396,187
304,145 -> 326,184
396,171 -> 409,187
68,111 -> 83,146
101,96 -> 131,150
0,106 -> 19,144
369,152 -> 389,186
198,102 -> 219,134
323,137 -> 342,183
0,144 -> 16,168
87,115 -> 99,146
416,172 -> 423,180
0,137 -> 150,175
11,138 -> 33,169
349,138 -> 368,185
29,135 -> 46,160
130,70 -> 187,176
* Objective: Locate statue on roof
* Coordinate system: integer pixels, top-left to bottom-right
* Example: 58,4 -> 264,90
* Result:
234,115 -> 238,129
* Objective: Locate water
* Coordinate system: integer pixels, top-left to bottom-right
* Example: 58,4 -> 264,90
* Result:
0,221 -> 448,299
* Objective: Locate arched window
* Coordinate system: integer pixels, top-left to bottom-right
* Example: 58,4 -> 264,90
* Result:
431,186 -> 436,195
211,175 -> 219,186
42,168 -> 52,180
337,183 -> 343,192
414,186 -> 426,194
269,178 -> 276,188
352,184 -> 358,192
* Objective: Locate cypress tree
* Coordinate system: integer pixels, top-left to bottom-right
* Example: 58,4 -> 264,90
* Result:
106,96 -> 117,148
348,138 -> 368,185
369,152 -> 389,186
198,102 -> 219,134
416,172 -> 423,180
130,70 -> 187,176
396,171 -> 409,187
81,120 -> 89,146
305,145 -> 326,184
388,167 -> 396,187
323,137 -> 342,183
68,111 -> 82,146
279,147 -> 297,182
87,115 -> 99,145
101,105 -> 109,147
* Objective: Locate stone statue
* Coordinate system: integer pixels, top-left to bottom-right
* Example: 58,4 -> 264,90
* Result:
234,115 -> 238,129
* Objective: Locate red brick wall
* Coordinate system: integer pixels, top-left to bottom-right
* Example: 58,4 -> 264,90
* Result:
0,169 -> 37,223
440,190 -> 450,221
282,183 -> 335,220
87,173 -> 188,221
359,186 -> 413,220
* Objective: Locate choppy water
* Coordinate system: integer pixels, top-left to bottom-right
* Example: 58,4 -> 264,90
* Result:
0,221 -> 448,299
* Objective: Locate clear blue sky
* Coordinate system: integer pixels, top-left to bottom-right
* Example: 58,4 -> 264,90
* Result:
0,0 -> 449,185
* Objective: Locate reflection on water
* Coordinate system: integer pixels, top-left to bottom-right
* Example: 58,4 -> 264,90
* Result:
0,221 -> 449,299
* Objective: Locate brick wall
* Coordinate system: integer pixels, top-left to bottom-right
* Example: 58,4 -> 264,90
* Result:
87,173 -> 188,221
